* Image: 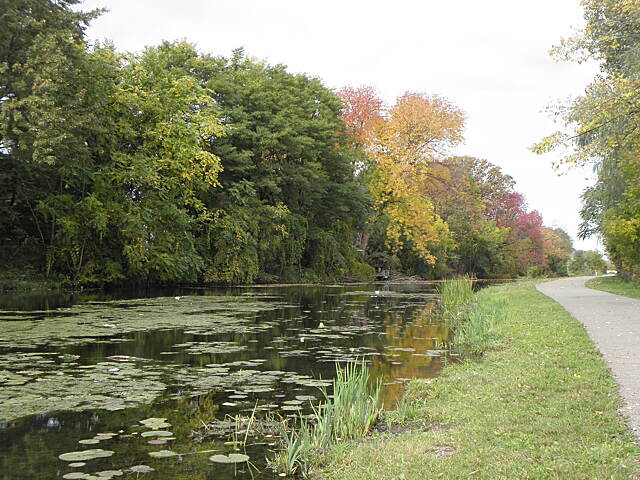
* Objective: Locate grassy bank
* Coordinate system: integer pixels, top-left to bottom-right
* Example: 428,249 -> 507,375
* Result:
586,276 -> 640,300
317,281 -> 640,479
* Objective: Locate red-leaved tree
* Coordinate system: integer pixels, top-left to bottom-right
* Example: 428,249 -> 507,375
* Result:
490,192 -> 546,272
337,86 -> 384,144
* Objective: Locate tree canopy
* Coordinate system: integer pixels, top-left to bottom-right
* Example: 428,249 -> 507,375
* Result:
1,0 -> 571,286
533,0 -> 640,280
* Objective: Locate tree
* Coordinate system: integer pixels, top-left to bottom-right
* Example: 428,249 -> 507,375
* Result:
489,192 -> 546,275
568,250 -> 608,276
337,86 -> 384,145
533,0 -> 640,280
366,93 -> 465,265
1,32 -> 226,284
432,157 -> 514,278
0,0 -> 108,277
93,42 -> 225,283
198,51 -> 370,282
541,227 -> 573,276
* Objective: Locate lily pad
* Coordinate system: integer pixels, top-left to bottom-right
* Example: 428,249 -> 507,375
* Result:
139,417 -> 171,429
295,395 -> 317,401
78,439 -> 100,445
148,450 -> 177,458
129,465 -> 155,473
95,471 -> 123,478
281,405 -> 302,411
62,474 -> 99,480
69,463 -> 86,468
59,449 -> 114,462
209,453 -> 250,464
140,430 -> 173,438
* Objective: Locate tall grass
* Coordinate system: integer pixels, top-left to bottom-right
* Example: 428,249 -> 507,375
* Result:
269,421 -> 308,477
438,276 -> 474,327
439,277 -> 503,357
269,360 -> 382,477
329,361 -> 382,440
453,295 -> 505,357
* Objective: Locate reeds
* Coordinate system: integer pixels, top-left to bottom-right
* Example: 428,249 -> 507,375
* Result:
438,275 -> 474,327
452,296 -> 505,357
439,277 -> 503,357
328,361 -> 382,441
269,360 -> 382,477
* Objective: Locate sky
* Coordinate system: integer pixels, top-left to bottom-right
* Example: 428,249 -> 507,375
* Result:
81,0 -> 602,251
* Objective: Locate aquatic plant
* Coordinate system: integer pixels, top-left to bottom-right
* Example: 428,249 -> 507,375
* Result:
438,276 -> 474,327
58,449 -> 114,462
269,360 -> 382,476
148,450 -> 177,458
209,453 -> 250,464
268,421 -> 309,477
325,361 -> 382,441
229,403 -> 258,448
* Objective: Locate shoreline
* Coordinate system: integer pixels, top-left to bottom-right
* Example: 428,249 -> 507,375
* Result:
315,281 -> 640,479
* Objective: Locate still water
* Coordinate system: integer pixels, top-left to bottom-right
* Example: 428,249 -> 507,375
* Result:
0,283 -> 450,479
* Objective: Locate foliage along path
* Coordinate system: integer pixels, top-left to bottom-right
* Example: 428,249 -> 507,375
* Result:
537,276 -> 640,439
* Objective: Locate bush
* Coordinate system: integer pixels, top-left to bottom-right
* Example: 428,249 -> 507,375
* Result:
349,262 -> 376,281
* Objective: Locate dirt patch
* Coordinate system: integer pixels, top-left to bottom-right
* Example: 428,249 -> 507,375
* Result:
375,421 -> 450,436
426,443 -> 457,458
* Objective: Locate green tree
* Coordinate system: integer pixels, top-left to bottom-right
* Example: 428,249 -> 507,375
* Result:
1,0 -> 107,277
197,51 -> 369,282
533,0 -> 640,280
1,24 -> 226,284
568,250 -> 608,276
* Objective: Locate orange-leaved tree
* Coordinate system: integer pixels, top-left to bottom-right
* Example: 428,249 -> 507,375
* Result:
337,86 -> 384,145
366,92 -> 465,264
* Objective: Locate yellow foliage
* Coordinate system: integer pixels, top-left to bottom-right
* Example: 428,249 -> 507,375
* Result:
366,93 -> 465,263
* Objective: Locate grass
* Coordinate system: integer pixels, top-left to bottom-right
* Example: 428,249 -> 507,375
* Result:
451,293 -> 505,357
270,361 -> 382,477
316,281 -> 640,480
438,276 -> 474,325
586,276 -> 640,300
439,276 -> 503,357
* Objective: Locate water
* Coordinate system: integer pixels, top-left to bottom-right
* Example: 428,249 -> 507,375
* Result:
0,283 -> 450,479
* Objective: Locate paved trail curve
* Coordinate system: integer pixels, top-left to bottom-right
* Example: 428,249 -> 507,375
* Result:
537,276 -> 640,438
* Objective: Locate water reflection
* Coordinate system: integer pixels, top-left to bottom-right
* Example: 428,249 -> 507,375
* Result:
0,283 -> 450,480
371,300 -> 449,406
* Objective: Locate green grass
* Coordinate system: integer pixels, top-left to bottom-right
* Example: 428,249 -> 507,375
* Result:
317,281 -> 640,480
438,276 -> 474,324
586,276 -> 640,300
451,292 -> 505,358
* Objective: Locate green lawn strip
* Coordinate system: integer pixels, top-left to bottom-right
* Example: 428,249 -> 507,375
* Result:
586,276 -> 640,300
317,281 -> 639,480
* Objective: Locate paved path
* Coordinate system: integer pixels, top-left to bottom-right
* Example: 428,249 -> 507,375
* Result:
537,276 -> 640,438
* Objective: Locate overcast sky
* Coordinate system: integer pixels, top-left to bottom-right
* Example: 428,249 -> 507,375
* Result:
82,0 -> 602,251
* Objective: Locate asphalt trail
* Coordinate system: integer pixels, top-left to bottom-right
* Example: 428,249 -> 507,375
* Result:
537,276 -> 640,439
